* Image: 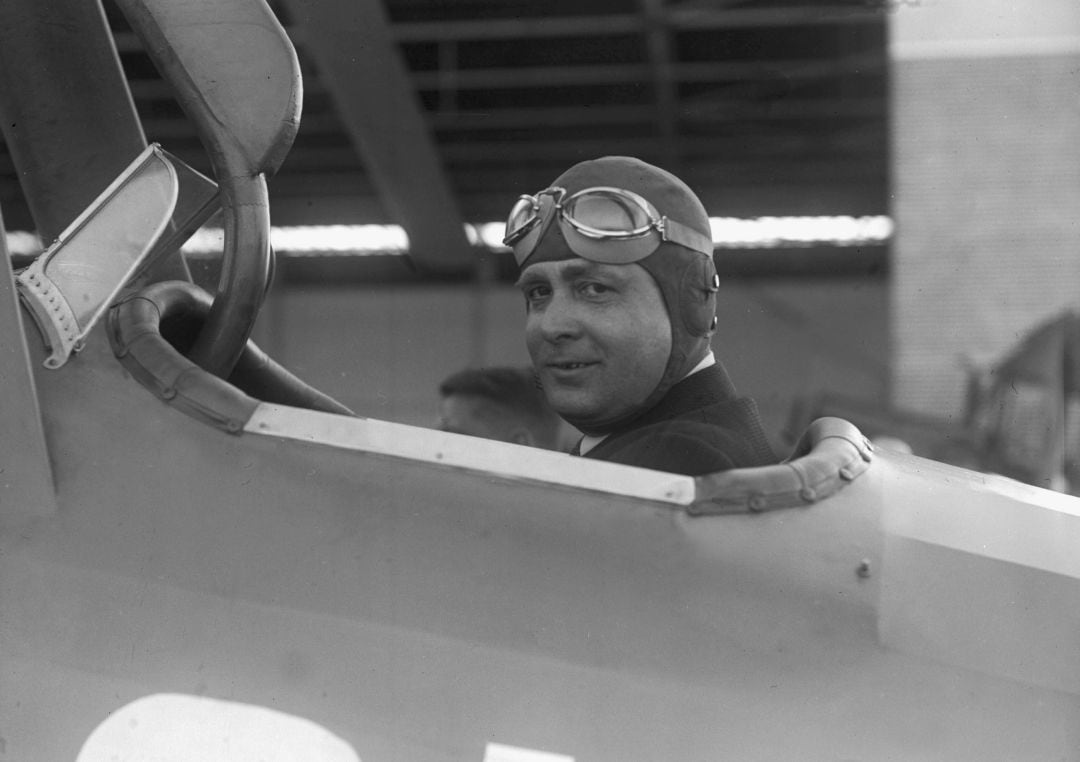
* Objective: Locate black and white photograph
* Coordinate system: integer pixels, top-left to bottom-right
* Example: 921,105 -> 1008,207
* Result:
1,0 -> 1078,759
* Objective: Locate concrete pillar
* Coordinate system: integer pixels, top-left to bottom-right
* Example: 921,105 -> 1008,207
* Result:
889,0 -> 1080,418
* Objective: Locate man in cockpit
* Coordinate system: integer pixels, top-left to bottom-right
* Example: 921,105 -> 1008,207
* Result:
505,156 -> 776,476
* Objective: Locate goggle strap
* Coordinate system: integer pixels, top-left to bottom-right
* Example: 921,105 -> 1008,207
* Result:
661,217 -> 715,257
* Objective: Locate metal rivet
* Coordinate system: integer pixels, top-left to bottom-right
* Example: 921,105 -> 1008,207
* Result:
161,387 -> 177,400
799,487 -> 816,502
710,315 -> 718,331
226,420 -> 242,433
748,494 -> 766,512
710,273 -> 720,290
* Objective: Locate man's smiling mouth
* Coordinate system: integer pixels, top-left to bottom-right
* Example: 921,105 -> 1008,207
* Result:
549,361 -> 596,370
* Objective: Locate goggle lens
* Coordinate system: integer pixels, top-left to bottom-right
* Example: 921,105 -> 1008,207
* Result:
562,191 -> 655,238
504,195 -> 541,244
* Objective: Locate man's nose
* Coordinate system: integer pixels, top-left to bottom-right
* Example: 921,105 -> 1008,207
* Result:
537,293 -> 583,342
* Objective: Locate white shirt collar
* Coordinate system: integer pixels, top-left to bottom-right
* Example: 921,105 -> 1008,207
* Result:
687,350 -> 716,377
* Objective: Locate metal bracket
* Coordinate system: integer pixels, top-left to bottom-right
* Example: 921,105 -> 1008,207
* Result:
15,260 -> 82,368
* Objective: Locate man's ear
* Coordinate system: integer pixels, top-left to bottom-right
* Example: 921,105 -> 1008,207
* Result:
509,428 -> 536,447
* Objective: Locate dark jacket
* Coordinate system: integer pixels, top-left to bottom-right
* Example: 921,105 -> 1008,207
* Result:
575,364 -> 776,475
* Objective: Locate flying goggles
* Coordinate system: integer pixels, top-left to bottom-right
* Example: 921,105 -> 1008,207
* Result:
503,186 -> 714,266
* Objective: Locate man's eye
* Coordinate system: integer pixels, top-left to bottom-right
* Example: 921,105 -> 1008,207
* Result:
522,284 -> 551,301
580,282 -> 612,297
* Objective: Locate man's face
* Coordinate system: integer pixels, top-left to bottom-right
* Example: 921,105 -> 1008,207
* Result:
516,257 -> 671,427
